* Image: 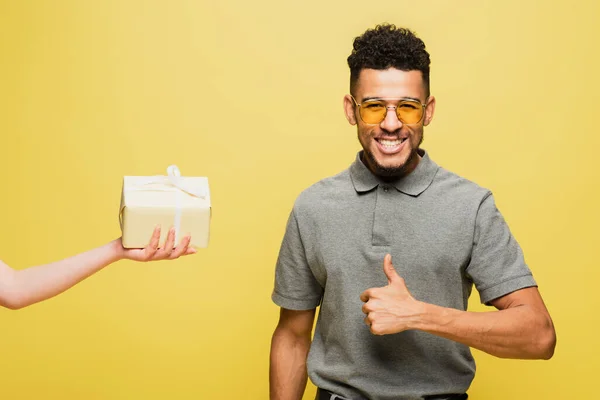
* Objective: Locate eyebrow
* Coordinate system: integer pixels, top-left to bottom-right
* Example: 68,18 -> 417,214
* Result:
362,96 -> 422,103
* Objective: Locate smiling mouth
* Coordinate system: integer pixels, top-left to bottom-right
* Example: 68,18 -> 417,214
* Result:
376,137 -> 408,148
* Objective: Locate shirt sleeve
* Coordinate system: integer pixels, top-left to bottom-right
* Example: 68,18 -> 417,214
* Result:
272,208 -> 323,310
466,192 -> 537,305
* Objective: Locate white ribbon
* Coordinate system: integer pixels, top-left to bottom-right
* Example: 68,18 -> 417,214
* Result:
127,165 -> 207,197
165,165 -> 207,198
170,166 -> 183,244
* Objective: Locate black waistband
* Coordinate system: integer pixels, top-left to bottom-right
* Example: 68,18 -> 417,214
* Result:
317,388 -> 468,400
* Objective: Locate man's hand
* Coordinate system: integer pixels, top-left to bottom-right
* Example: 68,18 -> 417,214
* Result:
359,254 -> 425,335
117,226 -> 196,262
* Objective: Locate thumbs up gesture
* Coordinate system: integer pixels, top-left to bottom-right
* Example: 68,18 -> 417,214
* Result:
359,254 -> 425,335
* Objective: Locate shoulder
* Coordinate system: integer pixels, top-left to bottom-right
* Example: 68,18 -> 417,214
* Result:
293,168 -> 353,214
431,164 -> 492,203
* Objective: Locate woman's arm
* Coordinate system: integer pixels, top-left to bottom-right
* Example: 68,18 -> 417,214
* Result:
0,226 -> 194,309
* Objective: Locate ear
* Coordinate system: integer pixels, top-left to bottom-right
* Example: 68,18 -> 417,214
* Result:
343,94 -> 358,125
423,95 -> 436,127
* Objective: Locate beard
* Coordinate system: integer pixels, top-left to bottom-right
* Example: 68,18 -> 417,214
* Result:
362,134 -> 424,179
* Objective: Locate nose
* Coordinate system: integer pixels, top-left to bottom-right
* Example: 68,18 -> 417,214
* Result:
380,105 -> 403,132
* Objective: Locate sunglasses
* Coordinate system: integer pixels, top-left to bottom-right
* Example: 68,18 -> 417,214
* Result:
351,96 -> 427,125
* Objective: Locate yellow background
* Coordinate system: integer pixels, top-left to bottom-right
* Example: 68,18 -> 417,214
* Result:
0,1 -> 598,399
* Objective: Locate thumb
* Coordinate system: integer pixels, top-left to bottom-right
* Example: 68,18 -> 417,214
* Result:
383,254 -> 401,284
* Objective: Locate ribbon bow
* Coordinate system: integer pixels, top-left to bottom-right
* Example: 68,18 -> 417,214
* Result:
164,165 -> 207,198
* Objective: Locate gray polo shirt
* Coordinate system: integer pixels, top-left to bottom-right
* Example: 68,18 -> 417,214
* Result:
272,150 -> 536,400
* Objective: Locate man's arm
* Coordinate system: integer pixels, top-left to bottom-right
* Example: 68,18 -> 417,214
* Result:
0,226 -> 195,310
417,286 -> 555,359
361,255 -> 556,360
270,307 -> 316,400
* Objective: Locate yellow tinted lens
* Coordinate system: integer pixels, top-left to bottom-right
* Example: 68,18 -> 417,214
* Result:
360,101 -> 386,124
397,100 -> 424,124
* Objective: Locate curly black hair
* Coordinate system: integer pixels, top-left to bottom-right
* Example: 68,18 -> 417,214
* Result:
347,24 -> 431,96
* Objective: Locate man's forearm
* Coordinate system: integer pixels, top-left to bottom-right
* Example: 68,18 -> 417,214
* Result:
270,328 -> 311,400
415,302 -> 556,359
2,239 -> 124,309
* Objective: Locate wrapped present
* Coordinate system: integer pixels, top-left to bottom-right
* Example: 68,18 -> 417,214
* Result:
119,165 -> 211,249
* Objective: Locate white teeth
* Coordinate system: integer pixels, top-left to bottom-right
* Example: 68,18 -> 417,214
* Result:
379,139 -> 403,147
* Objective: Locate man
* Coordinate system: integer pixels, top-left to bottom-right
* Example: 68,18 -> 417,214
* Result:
270,24 -> 556,400
0,226 -> 194,309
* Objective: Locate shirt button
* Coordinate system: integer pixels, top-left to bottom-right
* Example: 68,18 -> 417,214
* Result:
382,185 -> 389,192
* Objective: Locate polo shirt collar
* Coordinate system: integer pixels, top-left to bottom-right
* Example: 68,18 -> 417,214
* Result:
349,149 -> 439,196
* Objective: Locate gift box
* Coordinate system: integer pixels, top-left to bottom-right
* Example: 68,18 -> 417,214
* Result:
119,165 -> 211,249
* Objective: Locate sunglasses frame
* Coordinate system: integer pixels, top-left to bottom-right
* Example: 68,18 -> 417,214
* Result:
350,95 -> 428,125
